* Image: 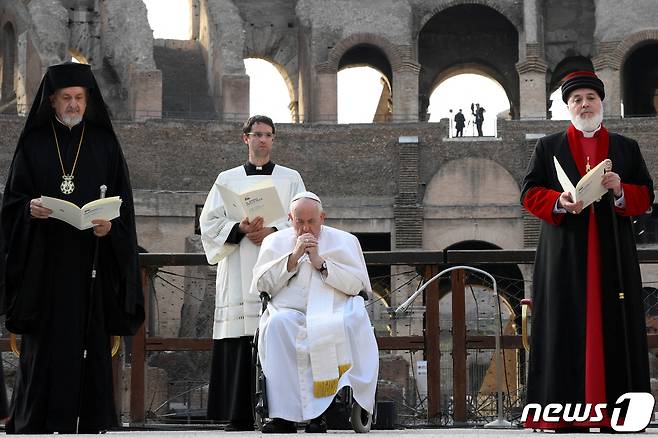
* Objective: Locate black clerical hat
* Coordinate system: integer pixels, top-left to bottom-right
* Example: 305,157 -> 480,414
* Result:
21,61 -> 112,134
561,70 -> 605,103
44,62 -> 96,92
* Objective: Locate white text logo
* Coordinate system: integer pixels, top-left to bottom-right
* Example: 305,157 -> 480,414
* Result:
521,392 -> 655,432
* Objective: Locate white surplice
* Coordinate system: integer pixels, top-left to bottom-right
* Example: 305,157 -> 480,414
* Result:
251,226 -> 379,422
200,164 -> 305,339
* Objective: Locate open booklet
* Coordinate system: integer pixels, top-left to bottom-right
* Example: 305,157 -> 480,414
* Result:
218,179 -> 286,226
41,196 -> 122,230
553,156 -> 612,209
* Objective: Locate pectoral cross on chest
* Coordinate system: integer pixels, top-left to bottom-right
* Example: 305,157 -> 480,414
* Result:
586,156 -> 591,173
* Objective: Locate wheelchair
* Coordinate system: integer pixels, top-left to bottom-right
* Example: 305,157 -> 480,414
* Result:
252,291 -> 376,433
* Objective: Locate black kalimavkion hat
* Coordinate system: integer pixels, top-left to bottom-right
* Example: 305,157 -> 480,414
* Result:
561,70 -> 605,103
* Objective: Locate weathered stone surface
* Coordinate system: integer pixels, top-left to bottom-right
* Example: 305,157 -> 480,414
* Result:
594,0 -> 658,42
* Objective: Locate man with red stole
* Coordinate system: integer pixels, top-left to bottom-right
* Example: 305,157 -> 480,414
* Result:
521,71 -> 653,432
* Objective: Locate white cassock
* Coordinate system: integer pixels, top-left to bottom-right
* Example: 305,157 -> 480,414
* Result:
251,225 -> 379,422
200,164 -> 305,339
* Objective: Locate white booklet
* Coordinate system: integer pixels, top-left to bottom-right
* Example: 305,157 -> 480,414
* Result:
553,156 -> 611,209
41,196 -> 122,230
218,180 -> 286,226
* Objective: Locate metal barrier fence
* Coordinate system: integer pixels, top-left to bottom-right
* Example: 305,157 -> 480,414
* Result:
2,248 -> 658,427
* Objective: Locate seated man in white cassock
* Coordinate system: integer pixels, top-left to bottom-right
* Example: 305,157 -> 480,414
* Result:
251,191 -> 379,434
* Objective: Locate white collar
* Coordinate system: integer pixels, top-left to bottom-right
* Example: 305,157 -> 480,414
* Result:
577,124 -> 601,138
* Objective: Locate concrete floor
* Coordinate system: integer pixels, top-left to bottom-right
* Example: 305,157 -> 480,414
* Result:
5,427 -> 654,437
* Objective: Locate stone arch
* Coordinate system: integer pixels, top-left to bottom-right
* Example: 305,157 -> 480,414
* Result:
323,33 -> 404,73
1,21 -> 17,104
417,3 -> 520,119
423,157 -> 521,251
244,31 -> 299,117
612,29 -> 658,70
243,56 -> 297,121
416,0 -> 521,40
428,63 -> 514,120
611,30 -> 658,117
336,44 -> 394,123
314,33 -> 418,123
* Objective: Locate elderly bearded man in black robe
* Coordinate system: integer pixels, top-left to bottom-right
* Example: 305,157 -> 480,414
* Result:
521,70 -> 653,432
0,62 -> 144,434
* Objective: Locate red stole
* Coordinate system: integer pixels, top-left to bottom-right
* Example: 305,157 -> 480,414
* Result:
568,125 -> 610,424
526,124 -> 612,430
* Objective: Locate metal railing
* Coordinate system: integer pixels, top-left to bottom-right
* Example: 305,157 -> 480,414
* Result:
1,249 -> 657,426
121,248 -> 658,426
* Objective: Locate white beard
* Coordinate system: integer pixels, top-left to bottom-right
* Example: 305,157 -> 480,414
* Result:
61,114 -> 83,127
571,108 -> 603,133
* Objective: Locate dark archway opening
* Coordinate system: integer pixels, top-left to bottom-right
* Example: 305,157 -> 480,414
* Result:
622,42 -> 658,117
418,5 -> 519,120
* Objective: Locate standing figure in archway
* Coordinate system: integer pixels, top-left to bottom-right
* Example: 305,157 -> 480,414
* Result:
473,103 -> 485,136
521,71 -> 653,432
454,109 -> 465,137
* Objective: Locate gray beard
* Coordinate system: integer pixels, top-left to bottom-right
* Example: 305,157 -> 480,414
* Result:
61,115 -> 83,127
571,109 -> 603,133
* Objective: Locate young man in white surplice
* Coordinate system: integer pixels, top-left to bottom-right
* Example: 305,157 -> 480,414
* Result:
251,191 -> 378,434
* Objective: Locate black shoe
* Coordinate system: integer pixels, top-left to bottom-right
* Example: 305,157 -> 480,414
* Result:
304,416 -> 327,433
224,421 -> 255,431
262,418 -> 297,434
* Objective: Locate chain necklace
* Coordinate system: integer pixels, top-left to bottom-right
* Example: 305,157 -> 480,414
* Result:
51,120 -> 85,194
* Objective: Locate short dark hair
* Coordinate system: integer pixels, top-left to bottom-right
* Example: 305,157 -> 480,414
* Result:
243,115 -> 275,135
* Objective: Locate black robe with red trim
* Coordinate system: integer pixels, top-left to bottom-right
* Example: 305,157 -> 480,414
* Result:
521,126 -> 653,429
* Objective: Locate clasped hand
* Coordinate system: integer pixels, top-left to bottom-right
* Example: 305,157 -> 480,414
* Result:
291,233 -> 323,269
239,216 -> 273,245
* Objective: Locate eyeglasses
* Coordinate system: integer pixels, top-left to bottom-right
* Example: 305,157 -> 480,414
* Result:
247,132 -> 274,139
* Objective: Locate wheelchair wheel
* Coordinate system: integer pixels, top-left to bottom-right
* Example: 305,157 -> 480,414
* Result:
251,329 -> 268,431
350,402 -> 372,433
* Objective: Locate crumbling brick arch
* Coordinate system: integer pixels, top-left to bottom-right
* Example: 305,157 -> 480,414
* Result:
415,0 -> 521,40
612,30 -> 658,117
243,55 -> 298,121
324,33 -> 405,74
611,30 -> 658,71
315,33 -> 419,122
417,2 -> 520,120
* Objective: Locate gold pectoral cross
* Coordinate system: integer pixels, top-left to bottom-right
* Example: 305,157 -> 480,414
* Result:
585,156 -> 591,173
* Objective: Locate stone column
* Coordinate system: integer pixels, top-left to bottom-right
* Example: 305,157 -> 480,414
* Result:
313,63 -> 337,123
16,31 -> 28,115
288,100 -> 299,123
188,0 -> 200,40
517,0 -> 548,119
129,67 -> 163,121
593,41 -> 623,118
392,61 -> 420,123
516,53 -> 548,119
221,74 -> 250,122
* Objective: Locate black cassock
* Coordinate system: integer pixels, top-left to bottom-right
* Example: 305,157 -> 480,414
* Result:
521,127 -> 653,429
206,161 -> 277,428
1,119 -> 143,433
